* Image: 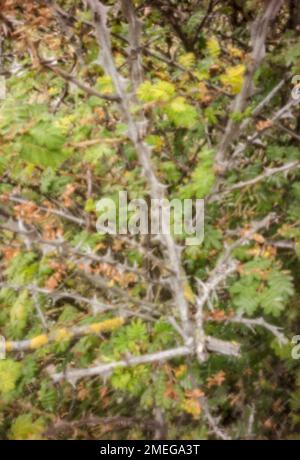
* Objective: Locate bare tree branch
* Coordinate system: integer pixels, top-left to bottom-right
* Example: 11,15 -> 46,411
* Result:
50,346 -> 192,383
209,160 -> 300,202
215,0 -> 284,170
40,60 -> 120,102
4,317 -> 124,353
230,98 -> 297,164
239,76 -> 288,133
228,315 -> 288,345
49,337 -> 240,384
87,0 -> 194,344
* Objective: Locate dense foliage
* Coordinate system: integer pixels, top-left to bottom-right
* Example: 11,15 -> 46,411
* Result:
0,0 -> 300,440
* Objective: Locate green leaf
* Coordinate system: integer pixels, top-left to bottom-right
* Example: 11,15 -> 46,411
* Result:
179,148 -> 215,198
38,381 -> 57,412
0,360 -> 22,395
9,414 -> 45,440
262,270 -> 294,316
10,290 -> 32,337
15,121 -> 69,168
29,123 -> 65,150
137,80 -> 175,103
5,252 -> 38,284
164,97 -> 198,128
18,135 -> 69,168
285,42 -> 300,66
84,144 -> 114,164
230,261 -> 294,317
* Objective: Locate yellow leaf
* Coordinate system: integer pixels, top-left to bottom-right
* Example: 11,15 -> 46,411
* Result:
207,36 -> 221,58
182,398 -> 202,418
228,45 -> 244,59
183,282 -> 195,303
178,52 -> 196,68
175,364 -> 187,378
220,65 -> 245,94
